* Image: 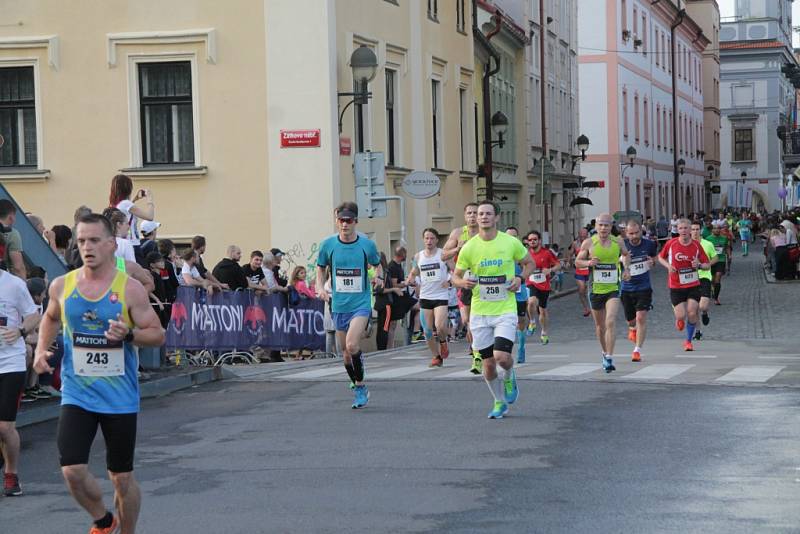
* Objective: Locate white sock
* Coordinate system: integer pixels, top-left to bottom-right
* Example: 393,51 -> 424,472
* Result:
500,365 -> 513,382
485,377 -> 502,403
634,346 -> 641,352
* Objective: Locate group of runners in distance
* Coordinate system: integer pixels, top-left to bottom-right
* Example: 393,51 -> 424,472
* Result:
0,198 -> 739,533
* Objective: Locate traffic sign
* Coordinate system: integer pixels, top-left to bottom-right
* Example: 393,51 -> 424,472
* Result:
354,151 -> 387,218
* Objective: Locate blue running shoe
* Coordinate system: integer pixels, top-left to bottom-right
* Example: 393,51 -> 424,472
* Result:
488,401 -> 508,419
601,354 -> 616,373
503,369 -> 519,404
352,385 -> 369,409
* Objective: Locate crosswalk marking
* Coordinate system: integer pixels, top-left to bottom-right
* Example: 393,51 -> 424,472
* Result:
530,363 -> 600,377
674,354 -> 717,359
280,367 -> 345,380
368,365 -> 432,379
619,364 -> 694,380
716,366 -> 785,383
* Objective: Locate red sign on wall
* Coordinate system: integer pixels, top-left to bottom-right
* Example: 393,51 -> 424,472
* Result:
339,136 -> 351,155
280,129 -> 321,148
758,179 -> 769,184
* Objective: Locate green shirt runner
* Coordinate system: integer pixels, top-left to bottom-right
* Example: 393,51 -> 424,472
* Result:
698,238 -> 718,281
590,234 -> 622,295
706,234 -> 729,262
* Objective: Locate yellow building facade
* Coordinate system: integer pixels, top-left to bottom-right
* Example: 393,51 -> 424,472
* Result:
0,0 -> 479,267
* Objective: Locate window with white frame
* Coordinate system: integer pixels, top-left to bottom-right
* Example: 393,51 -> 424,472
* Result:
457,0 -> 466,32
138,61 -> 194,165
0,66 -> 37,167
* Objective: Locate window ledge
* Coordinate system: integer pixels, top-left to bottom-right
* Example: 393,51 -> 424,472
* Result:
731,160 -> 757,164
0,168 -> 51,182
120,165 -> 207,179
459,170 -> 478,182
431,167 -> 453,178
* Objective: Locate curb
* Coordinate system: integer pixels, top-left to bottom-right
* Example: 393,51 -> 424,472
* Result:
16,367 -> 223,429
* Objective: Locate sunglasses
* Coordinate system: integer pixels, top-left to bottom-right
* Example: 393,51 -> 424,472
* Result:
338,218 -> 355,224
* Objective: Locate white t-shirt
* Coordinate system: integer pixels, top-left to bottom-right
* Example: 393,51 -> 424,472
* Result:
180,263 -> 202,286
116,199 -> 141,245
0,270 -> 39,373
262,266 -> 278,289
115,237 -> 136,263
669,218 -> 679,234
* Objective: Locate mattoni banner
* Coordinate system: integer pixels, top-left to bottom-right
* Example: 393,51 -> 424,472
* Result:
166,287 -> 325,351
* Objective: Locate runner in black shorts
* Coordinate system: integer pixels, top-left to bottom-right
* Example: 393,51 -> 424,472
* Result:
620,219 -> 658,362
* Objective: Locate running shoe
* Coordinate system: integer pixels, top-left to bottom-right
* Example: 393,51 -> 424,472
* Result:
714,298 -> 721,306
540,335 -> 549,345
526,322 -> 537,336
488,401 -> 509,419
429,356 -> 443,368
352,385 -> 370,409
439,342 -> 449,360
601,354 -> 616,373
470,354 -> 482,375
627,329 -> 637,342
3,473 -> 22,496
503,369 -> 519,404
349,381 -> 355,390
88,516 -> 119,534
694,330 -> 703,341
675,319 -> 685,331
683,340 -> 694,352
411,331 -> 424,343
701,312 -> 710,326
582,309 -> 591,317
631,349 -> 641,362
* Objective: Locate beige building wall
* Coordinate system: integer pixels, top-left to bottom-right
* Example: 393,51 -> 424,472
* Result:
0,0 -> 270,262
0,0 -> 477,270
334,0 -> 477,256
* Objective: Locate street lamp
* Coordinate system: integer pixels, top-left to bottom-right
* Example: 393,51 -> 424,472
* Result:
337,45 -> 378,133
738,170 -> 747,209
576,134 -> 590,159
619,146 -> 636,209
489,111 -> 508,148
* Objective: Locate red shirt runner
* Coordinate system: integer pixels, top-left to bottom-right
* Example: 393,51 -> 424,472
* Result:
526,247 -> 559,291
659,237 -> 709,289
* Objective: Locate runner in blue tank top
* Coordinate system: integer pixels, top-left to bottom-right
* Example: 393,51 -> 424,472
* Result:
34,213 -> 164,534
620,219 -> 658,362
316,201 -> 383,409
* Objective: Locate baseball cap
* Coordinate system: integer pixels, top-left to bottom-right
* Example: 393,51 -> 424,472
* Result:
270,248 -> 285,257
141,221 -> 161,234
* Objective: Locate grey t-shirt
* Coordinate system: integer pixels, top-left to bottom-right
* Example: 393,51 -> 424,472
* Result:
2,228 -> 22,268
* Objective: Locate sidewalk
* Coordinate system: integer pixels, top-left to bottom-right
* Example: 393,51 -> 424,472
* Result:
17,366 -> 223,428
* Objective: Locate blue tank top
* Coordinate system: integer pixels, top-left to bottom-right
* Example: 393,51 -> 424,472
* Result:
621,238 -> 658,292
60,269 -> 140,414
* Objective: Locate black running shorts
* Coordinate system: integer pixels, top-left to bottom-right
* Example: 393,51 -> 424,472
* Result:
711,262 -> 726,276
516,300 -> 527,317
528,287 -> 551,309
669,286 -> 702,306
0,371 -> 25,422
57,404 -> 138,473
621,289 -> 653,322
420,299 -> 448,310
699,279 -> 712,299
590,291 -> 619,311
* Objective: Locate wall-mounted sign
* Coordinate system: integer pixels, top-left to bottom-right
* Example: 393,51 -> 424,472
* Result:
280,129 -> 320,148
401,171 -> 441,199
711,185 -> 721,194
339,136 -> 351,155
758,179 -> 769,184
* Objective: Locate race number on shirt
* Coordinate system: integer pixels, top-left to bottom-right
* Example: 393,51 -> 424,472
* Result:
478,275 -> 508,302
72,333 -> 125,377
678,267 -> 698,285
715,246 -> 724,255
629,257 -> 650,277
529,270 -> 546,284
593,263 -> 619,284
335,268 -> 362,293
420,263 -> 442,282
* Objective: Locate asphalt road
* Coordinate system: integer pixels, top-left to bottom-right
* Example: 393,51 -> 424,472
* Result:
5,242 -> 800,533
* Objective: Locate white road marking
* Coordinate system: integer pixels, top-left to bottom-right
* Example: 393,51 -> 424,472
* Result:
279,367 -> 346,380
441,368 -> 481,378
674,354 -> 718,359
758,355 -> 800,361
716,366 -> 785,383
525,354 -> 570,359
530,363 -> 601,377
391,355 -> 431,360
369,365 -> 433,379
619,364 -> 694,381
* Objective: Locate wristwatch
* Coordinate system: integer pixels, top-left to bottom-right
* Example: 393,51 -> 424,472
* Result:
19,327 -> 27,338
124,329 -> 135,343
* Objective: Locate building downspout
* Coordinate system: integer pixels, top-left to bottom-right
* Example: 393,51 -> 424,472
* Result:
474,0 -> 502,200
671,5 -> 685,215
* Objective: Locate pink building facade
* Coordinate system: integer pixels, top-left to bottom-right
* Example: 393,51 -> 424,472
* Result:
578,0 -> 710,221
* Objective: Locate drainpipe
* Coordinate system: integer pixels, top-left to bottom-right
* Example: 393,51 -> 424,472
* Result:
473,0 -> 502,200
671,5 -> 686,215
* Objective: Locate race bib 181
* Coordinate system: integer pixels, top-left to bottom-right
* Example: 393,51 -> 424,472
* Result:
335,268 -> 362,293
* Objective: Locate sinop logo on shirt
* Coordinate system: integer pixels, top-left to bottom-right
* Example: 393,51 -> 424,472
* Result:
480,258 -> 504,268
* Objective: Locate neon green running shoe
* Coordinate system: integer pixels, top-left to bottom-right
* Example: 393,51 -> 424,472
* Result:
503,369 -> 519,404
540,335 -> 549,345
488,401 -> 508,419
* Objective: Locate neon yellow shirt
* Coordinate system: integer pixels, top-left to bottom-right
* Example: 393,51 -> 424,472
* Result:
698,239 -> 717,281
456,231 -> 527,316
